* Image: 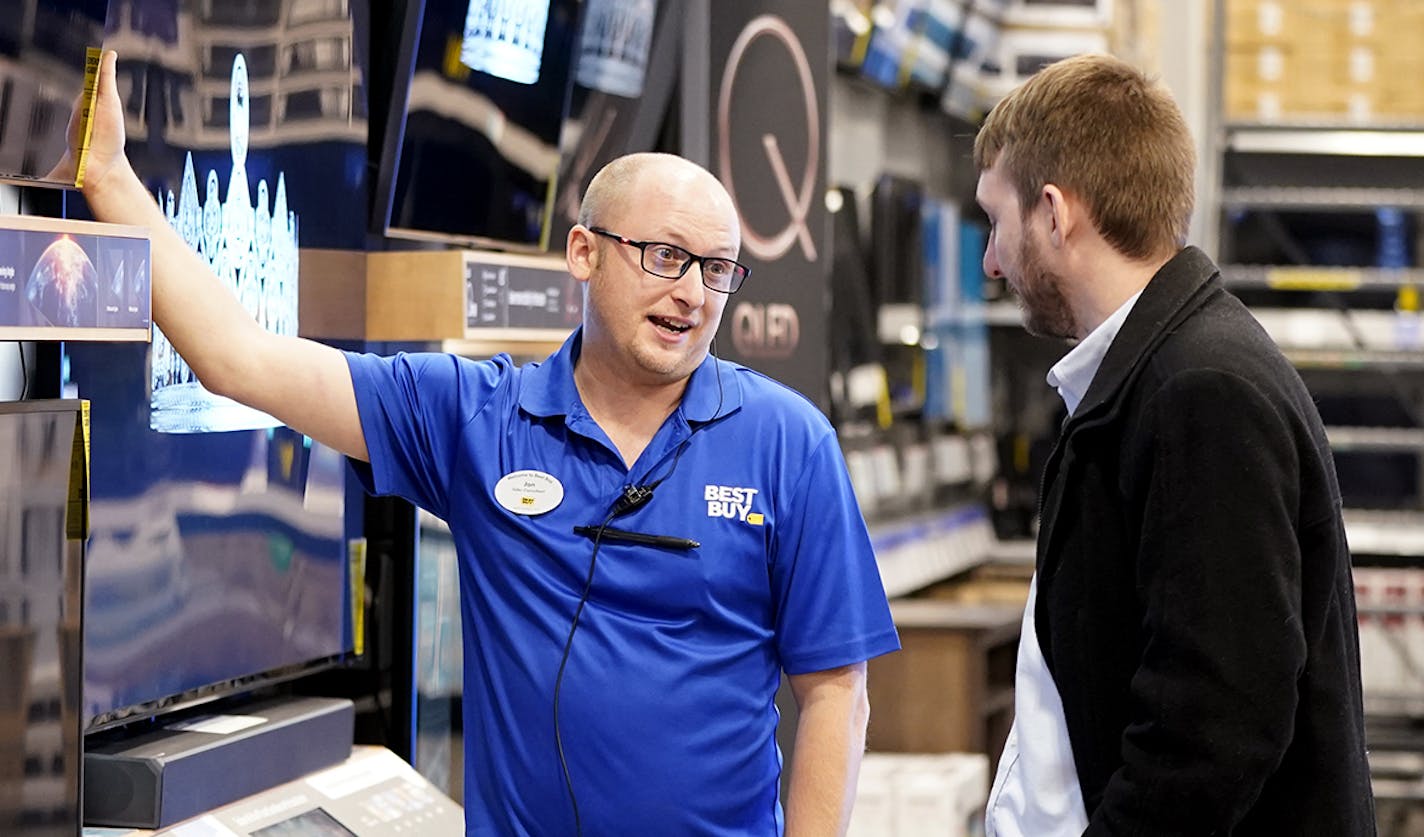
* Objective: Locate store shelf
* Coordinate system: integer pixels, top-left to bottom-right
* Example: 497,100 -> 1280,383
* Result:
1327,427 -> 1424,452
1222,264 -> 1424,290
1221,187 -> 1424,212
1225,124 -> 1424,157
1283,349 -> 1424,371
1345,510 -> 1424,558
870,504 -> 995,598
1368,695 -> 1424,725
1370,749 -> 1424,775
984,300 -> 1023,327
1359,604 -> 1424,617
984,537 -> 1035,565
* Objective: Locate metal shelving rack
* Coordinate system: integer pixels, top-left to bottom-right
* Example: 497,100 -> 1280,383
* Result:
1208,0 -> 1424,542
1221,264 -> 1424,289
1328,427 -> 1424,452
1208,3 -> 1424,823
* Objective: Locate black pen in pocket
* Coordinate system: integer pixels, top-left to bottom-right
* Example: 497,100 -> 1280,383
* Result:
573,525 -> 700,551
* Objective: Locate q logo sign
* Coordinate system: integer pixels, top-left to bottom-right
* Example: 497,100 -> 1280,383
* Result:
716,14 -> 820,264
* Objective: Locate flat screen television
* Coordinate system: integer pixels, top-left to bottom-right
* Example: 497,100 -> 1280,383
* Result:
0,0 -> 109,187
0,400 -> 85,835
65,342 -> 354,731
375,0 -> 583,251
62,0 -> 367,731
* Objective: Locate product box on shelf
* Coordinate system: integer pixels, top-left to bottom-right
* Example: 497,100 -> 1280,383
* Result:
850,752 -> 990,837
1001,0 -> 1112,30
1225,0 -> 1424,123
958,7 -> 1004,74
989,26 -> 1109,88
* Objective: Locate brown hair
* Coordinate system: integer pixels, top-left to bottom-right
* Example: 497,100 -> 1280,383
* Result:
973,53 -> 1195,261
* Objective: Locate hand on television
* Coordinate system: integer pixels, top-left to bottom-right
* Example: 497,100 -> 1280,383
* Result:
50,50 -> 132,197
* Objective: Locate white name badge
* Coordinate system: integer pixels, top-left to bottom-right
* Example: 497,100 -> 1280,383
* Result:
494,470 -> 564,516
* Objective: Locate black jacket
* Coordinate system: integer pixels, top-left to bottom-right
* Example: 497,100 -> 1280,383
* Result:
1035,247 -> 1376,835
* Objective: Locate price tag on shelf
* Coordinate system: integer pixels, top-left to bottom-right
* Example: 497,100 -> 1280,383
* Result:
1265,268 -> 1363,291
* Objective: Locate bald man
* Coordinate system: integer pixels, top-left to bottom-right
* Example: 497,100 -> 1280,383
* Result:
65,51 -> 898,836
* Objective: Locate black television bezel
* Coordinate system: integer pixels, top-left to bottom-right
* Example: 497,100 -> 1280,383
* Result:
83,654 -> 350,733
367,0 -> 426,243
66,336 -> 361,735
0,397 -> 88,832
371,0 -> 583,254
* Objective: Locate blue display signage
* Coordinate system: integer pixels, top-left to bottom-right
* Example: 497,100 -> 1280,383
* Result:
0,219 -> 150,340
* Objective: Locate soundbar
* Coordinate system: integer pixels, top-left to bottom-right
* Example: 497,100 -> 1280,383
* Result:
84,695 -> 354,829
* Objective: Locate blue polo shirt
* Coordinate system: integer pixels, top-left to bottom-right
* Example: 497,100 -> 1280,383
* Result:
345,330 -> 899,835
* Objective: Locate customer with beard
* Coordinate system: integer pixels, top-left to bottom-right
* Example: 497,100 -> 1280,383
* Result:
974,54 -> 1375,835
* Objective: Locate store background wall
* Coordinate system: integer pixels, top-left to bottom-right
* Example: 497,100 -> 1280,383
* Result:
1151,1 -> 1216,255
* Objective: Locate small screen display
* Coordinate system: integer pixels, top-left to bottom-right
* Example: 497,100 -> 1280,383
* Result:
250,807 -> 357,837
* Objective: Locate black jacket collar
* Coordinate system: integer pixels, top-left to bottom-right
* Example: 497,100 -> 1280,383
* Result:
1070,246 -> 1220,427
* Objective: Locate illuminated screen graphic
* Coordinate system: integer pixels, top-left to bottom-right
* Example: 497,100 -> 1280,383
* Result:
151,54 -> 301,434
0,229 -> 149,332
65,0 -> 367,731
460,0 -> 550,84
574,0 -> 654,98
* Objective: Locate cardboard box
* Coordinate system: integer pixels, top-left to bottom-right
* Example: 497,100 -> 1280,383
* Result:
866,600 -> 1021,767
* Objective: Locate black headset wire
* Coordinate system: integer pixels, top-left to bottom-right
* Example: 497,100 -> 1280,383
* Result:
552,504 -> 616,837
553,340 -> 726,835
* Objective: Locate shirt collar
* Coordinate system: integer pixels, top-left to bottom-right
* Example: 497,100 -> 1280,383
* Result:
518,327 -> 742,423
1046,289 -> 1143,416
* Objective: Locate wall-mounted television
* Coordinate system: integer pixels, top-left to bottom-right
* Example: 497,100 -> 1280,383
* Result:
374,0 -> 583,252
66,342 -> 354,731
63,0 -> 367,731
96,0 -> 370,433
545,0 -> 680,247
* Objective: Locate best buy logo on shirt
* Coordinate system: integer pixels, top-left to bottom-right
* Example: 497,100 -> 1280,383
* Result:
705,484 -> 764,525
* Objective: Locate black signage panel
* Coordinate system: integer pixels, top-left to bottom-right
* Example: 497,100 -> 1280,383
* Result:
707,3 -> 831,410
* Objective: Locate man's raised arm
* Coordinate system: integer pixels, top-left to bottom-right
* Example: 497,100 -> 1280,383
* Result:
58,50 -> 369,461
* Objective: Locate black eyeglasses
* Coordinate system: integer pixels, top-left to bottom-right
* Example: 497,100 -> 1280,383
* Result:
588,227 -> 750,294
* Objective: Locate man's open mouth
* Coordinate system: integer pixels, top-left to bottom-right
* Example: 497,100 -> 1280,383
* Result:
650,315 -> 691,334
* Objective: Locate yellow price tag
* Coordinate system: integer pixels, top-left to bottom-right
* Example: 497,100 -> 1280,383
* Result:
74,47 -> 103,189
1265,268 -> 1363,291
349,539 -> 367,657
66,400 -> 91,540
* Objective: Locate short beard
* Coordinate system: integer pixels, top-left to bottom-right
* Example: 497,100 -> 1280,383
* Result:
1016,230 -> 1077,340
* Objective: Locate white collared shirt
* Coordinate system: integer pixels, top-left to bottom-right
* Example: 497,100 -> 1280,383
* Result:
985,289 -> 1142,837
